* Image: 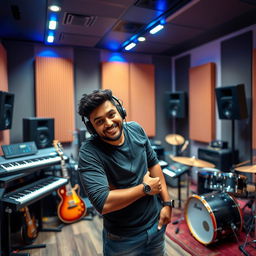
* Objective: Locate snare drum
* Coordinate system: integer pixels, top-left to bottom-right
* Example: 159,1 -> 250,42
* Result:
185,192 -> 242,245
197,168 -> 221,194
219,172 -> 247,196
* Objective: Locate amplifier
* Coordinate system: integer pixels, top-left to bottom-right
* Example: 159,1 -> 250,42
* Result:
198,147 -> 238,172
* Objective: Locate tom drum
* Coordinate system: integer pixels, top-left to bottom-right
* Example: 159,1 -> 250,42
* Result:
197,168 -> 221,194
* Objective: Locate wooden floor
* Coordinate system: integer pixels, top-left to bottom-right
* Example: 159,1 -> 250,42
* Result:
17,183 -> 192,256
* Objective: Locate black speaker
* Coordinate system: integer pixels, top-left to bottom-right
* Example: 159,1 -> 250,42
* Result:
0,91 -> 14,130
165,91 -> 187,118
215,84 -> 248,120
23,117 -> 54,149
198,147 -> 238,172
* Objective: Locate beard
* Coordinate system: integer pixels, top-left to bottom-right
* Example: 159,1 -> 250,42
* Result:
100,123 -> 123,142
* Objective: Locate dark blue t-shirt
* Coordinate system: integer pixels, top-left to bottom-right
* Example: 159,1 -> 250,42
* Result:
78,121 -> 161,236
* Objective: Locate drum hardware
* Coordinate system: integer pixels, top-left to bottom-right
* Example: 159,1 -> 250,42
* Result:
239,192 -> 256,255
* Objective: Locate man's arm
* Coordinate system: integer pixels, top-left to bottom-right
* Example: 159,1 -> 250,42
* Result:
149,163 -> 172,229
102,172 -> 161,215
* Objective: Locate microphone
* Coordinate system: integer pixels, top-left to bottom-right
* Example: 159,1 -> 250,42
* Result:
180,140 -> 189,153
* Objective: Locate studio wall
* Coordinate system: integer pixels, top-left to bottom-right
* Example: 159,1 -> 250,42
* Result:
172,25 -> 255,162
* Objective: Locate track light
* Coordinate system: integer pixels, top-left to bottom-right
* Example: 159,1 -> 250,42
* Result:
125,42 -> 136,51
49,20 -> 57,30
149,24 -> 164,34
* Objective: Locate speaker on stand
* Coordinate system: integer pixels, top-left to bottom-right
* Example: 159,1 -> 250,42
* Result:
23,117 -> 54,149
215,84 -> 248,165
0,91 -> 15,130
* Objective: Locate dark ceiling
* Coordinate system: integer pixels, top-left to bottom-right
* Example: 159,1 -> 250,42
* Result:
1,0 -> 256,56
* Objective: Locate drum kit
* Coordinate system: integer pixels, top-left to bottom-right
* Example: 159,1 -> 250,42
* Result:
166,134 -> 256,252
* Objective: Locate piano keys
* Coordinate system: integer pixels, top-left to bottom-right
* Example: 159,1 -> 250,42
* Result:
1,176 -> 68,210
0,147 -> 68,178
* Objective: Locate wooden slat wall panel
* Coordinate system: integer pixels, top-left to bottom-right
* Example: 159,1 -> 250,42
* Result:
130,63 -> 155,137
253,49 -> 256,150
101,62 -> 130,119
189,63 -> 216,142
0,43 -> 9,155
35,56 -> 75,142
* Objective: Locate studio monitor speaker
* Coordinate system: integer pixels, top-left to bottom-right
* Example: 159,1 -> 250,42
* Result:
23,117 -> 54,149
165,91 -> 187,118
215,84 -> 248,120
0,91 -> 14,130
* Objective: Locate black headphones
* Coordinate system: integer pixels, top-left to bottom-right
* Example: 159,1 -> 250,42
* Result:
81,96 -> 127,135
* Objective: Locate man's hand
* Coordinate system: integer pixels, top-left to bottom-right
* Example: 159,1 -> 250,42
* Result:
143,171 -> 162,195
158,206 -> 172,230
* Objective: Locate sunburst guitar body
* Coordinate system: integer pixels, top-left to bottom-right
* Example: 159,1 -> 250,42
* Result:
53,140 -> 87,224
57,184 -> 86,223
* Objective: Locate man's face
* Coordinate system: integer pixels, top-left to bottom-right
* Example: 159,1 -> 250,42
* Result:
89,100 -> 124,144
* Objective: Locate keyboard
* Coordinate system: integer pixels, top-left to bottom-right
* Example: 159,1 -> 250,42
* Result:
1,176 -> 68,210
0,147 -> 68,177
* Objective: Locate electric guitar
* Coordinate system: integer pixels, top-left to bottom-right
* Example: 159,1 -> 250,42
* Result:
19,206 -> 38,245
53,140 -> 86,223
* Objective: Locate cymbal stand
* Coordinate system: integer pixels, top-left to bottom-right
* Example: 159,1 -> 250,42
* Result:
239,194 -> 256,255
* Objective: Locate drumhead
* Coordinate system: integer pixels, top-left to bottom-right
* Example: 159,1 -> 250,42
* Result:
185,195 -> 215,244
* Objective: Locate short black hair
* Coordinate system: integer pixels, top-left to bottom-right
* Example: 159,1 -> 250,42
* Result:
78,89 -> 114,119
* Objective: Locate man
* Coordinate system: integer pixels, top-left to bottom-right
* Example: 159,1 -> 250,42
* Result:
78,89 -> 172,256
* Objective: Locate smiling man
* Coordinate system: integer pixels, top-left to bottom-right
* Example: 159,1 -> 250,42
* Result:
78,89 -> 172,256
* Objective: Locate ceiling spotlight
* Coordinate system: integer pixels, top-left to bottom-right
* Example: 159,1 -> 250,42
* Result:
125,42 -> 136,51
138,37 -> 146,42
149,24 -> 164,34
49,5 -> 61,12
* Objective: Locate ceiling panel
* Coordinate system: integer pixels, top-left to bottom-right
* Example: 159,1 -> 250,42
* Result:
170,0 -> 256,30
0,0 -> 256,55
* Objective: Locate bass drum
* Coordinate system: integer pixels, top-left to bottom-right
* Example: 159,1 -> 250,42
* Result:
185,192 -> 242,245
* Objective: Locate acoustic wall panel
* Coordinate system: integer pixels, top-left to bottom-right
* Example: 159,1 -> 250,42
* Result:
130,63 -> 155,137
101,61 -> 130,119
0,43 -> 9,154
35,56 -> 75,142
102,62 -> 155,137
189,63 -> 216,143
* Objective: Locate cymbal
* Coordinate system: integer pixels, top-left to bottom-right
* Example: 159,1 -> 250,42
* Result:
170,156 -> 215,168
235,165 -> 256,173
165,134 -> 185,145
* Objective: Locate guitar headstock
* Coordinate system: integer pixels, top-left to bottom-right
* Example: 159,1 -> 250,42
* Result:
53,140 -> 64,158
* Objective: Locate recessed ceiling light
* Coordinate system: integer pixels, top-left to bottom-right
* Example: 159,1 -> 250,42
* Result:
49,5 -> 61,12
138,37 -> 146,42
